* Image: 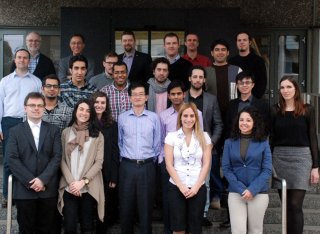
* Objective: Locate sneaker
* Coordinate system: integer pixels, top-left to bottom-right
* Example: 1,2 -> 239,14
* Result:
210,199 -> 221,209
202,217 -> 212,227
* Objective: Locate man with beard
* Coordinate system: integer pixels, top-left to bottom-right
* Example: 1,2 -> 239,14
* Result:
229,32 -> 267,99
185,65 -> 223,226
147,57 -> 171,113
118,31 -> 152,83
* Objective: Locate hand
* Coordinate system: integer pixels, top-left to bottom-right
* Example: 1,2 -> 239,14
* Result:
178,184 -> 190,198
29,178 -> 45,192
242,189 -> 253,200
109,182 -> 116,188
185,185 -> 200,199
310,168 -> 319,184
0,132 -> 3,141
69,180 -> 85,194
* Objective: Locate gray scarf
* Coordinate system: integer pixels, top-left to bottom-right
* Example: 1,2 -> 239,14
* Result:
147,78 -> 171,112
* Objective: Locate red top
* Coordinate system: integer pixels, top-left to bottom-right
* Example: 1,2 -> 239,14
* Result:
182,53 -> 212,67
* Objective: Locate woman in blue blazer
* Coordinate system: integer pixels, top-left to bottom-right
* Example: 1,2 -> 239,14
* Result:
222,106 -> 272,234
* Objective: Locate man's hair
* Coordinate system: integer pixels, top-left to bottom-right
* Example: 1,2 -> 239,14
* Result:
185,33 -> 199,41
235,31 -> 252,41
167,80 -> 186,94
14,48 -> 30,59
163,32 -> 179,44
236,70 -> 255,83
70,33 -> 85,43
26,31 -> 41,40
69,55 -> 88,69
210,39 -> 230,51
103,51 -> 118,61
188,65 -> 206,78
112,61 -> 128,73
121,31 -> 136,40
152,57 -> 170,72
42,74 -> 61,86
24,92 -> 45,106
128,81 -> 149,96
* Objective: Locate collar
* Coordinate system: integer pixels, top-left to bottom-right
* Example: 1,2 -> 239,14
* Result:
13,70 -> 32,78
112,82 -> 129,91
27,119 -> 42,128
240,95 -> 253,103
167,54 -> 180,64
68,80 -> 89,89
124,50 -> 135,58
30,52 -> 40,59
128,108 -> 148,117
176,127 -> 195,139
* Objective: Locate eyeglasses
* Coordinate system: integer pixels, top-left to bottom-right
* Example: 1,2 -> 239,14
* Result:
27,40 -> 41,43
44,84 -> 59,89
104,61 -> 116,65
131,93 -> 145,97
237,81 -> 253,86
26,104 -> 45,109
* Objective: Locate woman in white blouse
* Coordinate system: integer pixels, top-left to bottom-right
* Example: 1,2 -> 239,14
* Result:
165,102 -> 212,234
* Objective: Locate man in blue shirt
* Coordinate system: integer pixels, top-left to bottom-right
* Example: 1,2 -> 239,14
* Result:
118,81 -> 161,234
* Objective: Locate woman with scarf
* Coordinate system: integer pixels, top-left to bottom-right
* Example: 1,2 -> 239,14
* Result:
58,99 -> 104,234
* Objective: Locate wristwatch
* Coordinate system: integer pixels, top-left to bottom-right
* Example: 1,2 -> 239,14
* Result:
83,177 -> 90,185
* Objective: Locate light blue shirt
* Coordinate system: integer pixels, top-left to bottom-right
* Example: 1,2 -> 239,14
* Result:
118,108 -> 161,160
0,71 -> 42,132
123,51 -> 135,74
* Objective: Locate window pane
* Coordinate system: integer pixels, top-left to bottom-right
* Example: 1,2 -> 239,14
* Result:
115,31 -> 148,54
40,35 -> 60,73
3,34 -> 24,76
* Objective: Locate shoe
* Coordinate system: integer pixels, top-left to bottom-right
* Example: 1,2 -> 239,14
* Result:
202,217 -> 212,227
210,199 -> 221,209
1,199 -> 7,209
219,220 -> 230,228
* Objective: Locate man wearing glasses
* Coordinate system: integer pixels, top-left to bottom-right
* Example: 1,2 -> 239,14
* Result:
89,52 -> 118,90
11,31 -> 56,81
0,48 -> 42,208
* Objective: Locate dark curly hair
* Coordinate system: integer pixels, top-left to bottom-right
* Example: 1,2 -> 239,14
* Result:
90,91 -> 114,128
230,106 -> 267,141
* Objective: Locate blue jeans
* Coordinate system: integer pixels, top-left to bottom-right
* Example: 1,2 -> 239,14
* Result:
210,153 -> 223,201
1,117 -> 23,199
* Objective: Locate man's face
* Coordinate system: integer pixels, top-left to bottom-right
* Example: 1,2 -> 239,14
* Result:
211,44 -> 229,64
237,77 -> 255,95
24,98 -> 45,121
130,87 -> 148,108
103,56 -> 118,76
121,35 -> 136,53
236,33 -> 251,53
42,78 -> 60,100
189,69 -> 205,91
164,36 -> 179,58
113,65 -> 128,88
26,33 -> 41,54
14,50 -> 30,70
168,87 -> 185,106
184,34 -> 199,51
69,36 -> 85,55
153,62 -> 169,84
70,61 -> 87,83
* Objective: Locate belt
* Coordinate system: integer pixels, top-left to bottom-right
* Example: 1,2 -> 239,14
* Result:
122,157 -> 154,165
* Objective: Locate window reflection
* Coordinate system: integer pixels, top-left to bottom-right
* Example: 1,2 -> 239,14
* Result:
3,35 -> 24,76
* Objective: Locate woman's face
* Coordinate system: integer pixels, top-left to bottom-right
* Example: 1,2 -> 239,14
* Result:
280,79 -> 296,101
76,102 -> 90,124
94,96 -> 107,115
239,112 -> 254,135
181,107 -> 196,130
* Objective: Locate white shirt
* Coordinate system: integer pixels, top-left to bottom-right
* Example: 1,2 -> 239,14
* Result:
27,119 -> 41,150
165,128 -> 211,187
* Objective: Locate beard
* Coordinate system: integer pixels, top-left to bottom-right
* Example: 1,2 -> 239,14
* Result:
46,96 -> 57,100
191,84 -> 203,91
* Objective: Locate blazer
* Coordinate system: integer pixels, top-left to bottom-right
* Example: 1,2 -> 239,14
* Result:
58,128 -> 105,221
7,121 -> 61,199
222,138 -> 272,196
185,91 -> 223,145
11,53 -> 56,80
119,51 -> 152,83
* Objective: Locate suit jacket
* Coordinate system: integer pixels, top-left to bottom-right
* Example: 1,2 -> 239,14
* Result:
7,121 -> 61,199
185,91 -> 223,145
225,96 -> 270,137
11,53 -> 56,80
119,51 -> 152,83
58,54 -> 95,83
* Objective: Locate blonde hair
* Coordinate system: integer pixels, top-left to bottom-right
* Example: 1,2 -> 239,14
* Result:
177,103 -> 207,150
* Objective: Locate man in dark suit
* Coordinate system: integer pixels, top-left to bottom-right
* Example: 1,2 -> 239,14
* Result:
7,92 -> 61,234
118,31 -> 152,83
10,31 -> 56,80
185,65 -> 223,226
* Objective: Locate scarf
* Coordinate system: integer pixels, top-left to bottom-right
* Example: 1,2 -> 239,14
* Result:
147,78 -> 171,111
66,122 -> 89,156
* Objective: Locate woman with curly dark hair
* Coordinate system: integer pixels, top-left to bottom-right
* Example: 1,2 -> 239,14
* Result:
270,76 -> 319,234
90,91 -> 120,232
222,106 -> 272,234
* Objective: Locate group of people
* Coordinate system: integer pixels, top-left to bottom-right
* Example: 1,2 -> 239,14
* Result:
0,29 -> 318,234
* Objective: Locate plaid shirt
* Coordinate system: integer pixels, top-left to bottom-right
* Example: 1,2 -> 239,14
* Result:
60,80 -> 96,108
28,53 -> 40,74
42,100 -> 73,133
100,82 -> 131,121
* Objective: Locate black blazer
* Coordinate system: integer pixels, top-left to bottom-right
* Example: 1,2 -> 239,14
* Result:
7,121 -> 61,199
101,122 -> 120,184
11,53 -> 56,80
119,51 -> 152,83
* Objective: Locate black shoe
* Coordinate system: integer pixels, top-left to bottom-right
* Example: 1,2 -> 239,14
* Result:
202,217 -> 212,227
1,199 -> 7,209
219,220 -> 230,228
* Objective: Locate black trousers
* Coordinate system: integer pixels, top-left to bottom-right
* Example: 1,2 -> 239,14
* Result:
15,197 -> 57,234
119,159 -> 156,234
